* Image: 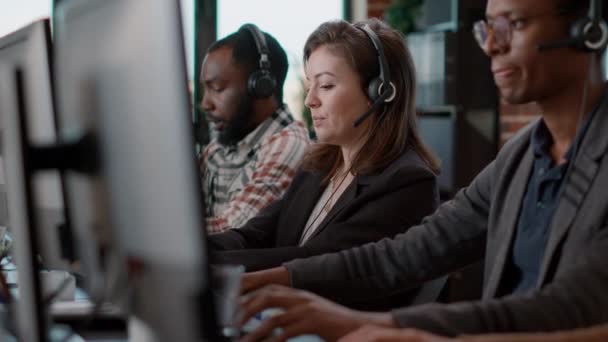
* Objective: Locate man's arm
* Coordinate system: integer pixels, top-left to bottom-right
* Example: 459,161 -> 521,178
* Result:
461,324 -> 608,342
336,323 -> 608,342
390,226 -> 608,336
213,175 -> 437,271
283,159 -> 496,304
207,194 -> 285,250
206,126 -> 309,233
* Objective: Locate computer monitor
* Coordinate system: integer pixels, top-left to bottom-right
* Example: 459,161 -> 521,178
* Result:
0,64 -> 48,342
417,107 -> 456,199
0,19 -> 71,271
0,19 -> 74,342
53,0 -> 217,340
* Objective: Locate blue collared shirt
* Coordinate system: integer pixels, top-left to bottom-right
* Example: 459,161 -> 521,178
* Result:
501,104 -> 598,295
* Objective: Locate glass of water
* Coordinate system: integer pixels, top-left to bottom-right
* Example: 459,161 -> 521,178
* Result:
211,264 -> 245,339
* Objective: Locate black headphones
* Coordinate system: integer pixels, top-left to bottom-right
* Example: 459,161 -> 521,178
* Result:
538,0 -> 608,52
241,23 -> 277,98
352,24 -> 397,127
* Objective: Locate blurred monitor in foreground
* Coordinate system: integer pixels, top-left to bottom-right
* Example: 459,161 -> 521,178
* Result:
53,0 -> 218,340
0,19 -> 71,271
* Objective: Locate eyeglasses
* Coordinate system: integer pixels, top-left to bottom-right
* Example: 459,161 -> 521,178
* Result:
472,10 -> 568,51
473,16 -> 513,51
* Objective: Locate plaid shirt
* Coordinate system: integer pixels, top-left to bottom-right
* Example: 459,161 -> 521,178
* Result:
200,106 -> 310,233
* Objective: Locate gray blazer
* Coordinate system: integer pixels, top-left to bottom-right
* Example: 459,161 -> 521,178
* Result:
284,97 -> 608,336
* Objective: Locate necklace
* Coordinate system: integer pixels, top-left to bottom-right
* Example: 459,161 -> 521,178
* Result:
323,172 -> 349,213
299,171 -> 352,244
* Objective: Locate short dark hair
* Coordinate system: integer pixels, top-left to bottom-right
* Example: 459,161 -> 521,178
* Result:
557,0 -> 608,20
207,26 -> 289,101
301,19 -> 440,180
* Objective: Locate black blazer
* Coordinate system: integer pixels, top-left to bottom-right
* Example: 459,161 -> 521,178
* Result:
209,147 -> 438,274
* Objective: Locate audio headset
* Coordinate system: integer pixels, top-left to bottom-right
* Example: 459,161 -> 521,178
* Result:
241,23 -> 277,98
352,24 -> 397,127
536,0 -> 608,161
538,0 -> 608,52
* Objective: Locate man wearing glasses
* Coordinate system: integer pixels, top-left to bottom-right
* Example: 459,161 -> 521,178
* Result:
237,0 -> 608,341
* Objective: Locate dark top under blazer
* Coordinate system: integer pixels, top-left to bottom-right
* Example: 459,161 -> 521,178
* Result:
209,147 -> 438,274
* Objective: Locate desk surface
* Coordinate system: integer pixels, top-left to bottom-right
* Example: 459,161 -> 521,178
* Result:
52,325 -> 127,342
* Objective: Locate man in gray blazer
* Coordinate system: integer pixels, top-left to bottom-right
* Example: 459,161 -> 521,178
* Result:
236,0 -> 608,341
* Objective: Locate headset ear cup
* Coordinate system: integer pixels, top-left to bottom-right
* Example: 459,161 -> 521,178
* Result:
597,21 -> 608,51
570,17 -> 608,52
583,20 -> 608,52
248,70 -> 276,98
571,17 -> 594,51
367,78 -> 383,102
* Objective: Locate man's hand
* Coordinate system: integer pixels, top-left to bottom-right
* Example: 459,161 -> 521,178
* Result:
338,325 -> 456,342
241,266 -> 291,294
239,284 -> 395,342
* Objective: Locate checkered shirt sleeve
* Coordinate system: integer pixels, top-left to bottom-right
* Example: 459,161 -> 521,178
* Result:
204,123 -> 309,233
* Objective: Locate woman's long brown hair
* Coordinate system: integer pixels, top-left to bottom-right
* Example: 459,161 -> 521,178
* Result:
301,19 -> 439,182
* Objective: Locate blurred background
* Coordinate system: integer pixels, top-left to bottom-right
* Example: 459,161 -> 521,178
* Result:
6,0 -> 605,208
4,0 -> 608,221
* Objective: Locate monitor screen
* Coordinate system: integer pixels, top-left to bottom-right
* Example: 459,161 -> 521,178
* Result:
420,0 -> 455,29
0,64 -> 47,342
53,0 -> 216,339
0,19 -> 70,271
417,107 -> 455,198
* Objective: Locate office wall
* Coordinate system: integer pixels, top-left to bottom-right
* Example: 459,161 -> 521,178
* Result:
367,0 -> 390,18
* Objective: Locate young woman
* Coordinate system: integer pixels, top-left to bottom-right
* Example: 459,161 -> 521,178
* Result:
209,18 -> 439,308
